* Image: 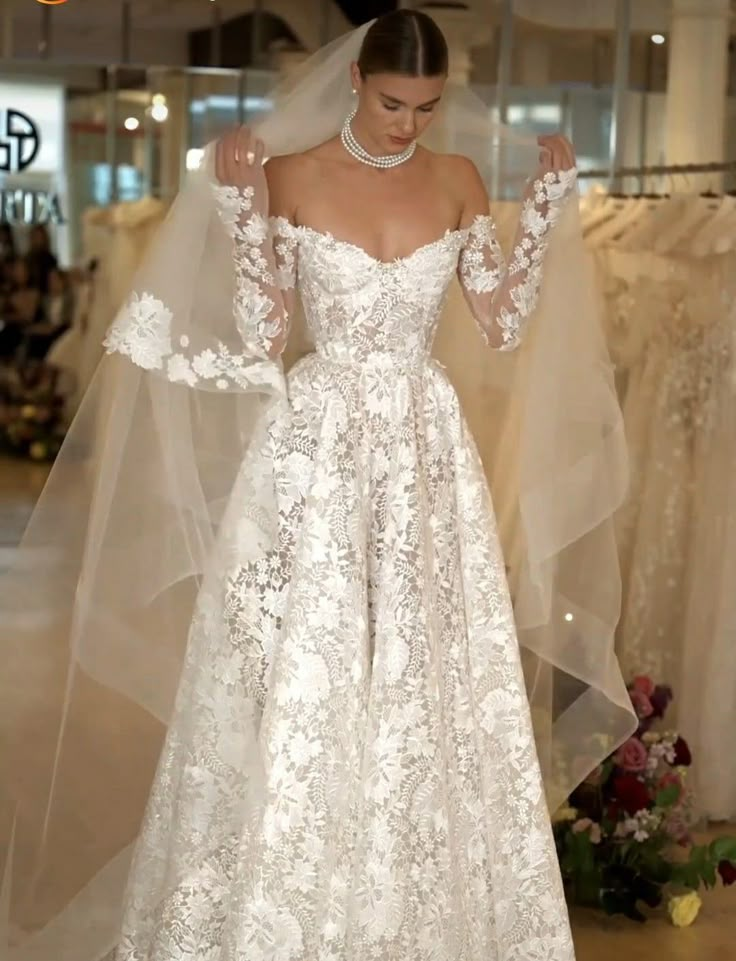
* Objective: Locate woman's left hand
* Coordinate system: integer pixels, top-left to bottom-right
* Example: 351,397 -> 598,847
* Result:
537,133 -> 576,173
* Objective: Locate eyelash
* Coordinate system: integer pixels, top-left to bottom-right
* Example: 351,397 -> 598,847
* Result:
383,104 -> 435,114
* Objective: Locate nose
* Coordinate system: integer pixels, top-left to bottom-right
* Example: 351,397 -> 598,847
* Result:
400,112 -> 417,136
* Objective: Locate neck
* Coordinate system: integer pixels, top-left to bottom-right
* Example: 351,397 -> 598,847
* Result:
349,110 -> 390,158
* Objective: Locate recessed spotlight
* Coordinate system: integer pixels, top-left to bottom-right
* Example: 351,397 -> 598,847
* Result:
124,116 -> 140,131
151,102 -> 169,122
651,34 -> 665,45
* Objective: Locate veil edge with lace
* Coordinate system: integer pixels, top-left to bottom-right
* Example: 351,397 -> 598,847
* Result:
0,20 -> 635,960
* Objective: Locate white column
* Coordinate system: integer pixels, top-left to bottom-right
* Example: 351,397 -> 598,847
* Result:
418,3 -> 490,86
664,0 -> 729,170
156,73 -> 189,201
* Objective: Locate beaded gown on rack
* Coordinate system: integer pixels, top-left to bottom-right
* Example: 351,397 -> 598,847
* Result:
104,166 -> 579,961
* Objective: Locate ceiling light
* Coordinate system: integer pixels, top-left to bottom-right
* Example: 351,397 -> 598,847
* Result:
124,116 -> 140,131
186,148 -> 205,170
651,34 -> 665,45
151,102 -> 169,122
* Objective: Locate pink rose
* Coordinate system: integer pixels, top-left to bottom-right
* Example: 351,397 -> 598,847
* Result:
572,818 -> 602,844
630,689 -> 654,719
632,675 -> 655,697
615,737 -> 649,773
572,817 -> 593,833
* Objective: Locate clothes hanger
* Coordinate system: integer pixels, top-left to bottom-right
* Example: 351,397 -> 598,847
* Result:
581,193 -> 626,238
689,189 -> 735,257
618,190 -> 675,250
586,192 -> 652,248
654,173 -> 715,253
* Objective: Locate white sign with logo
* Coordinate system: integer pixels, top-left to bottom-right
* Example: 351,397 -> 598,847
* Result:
0,82 -> 65,175
0,80 -> 68,258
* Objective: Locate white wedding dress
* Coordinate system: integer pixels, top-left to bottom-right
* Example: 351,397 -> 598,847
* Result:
105,171 -> 577,961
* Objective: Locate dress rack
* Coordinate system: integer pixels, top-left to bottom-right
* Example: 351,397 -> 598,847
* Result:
577,159 -> 736,182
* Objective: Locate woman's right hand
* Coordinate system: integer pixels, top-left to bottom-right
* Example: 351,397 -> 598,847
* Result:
214,125 -> 266,188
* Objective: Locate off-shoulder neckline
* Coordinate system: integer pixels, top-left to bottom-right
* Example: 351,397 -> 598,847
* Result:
268,215 -> 487,268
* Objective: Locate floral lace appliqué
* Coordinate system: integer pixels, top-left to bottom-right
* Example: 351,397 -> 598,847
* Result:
459,166 -> 577,351
103,291 -> 173,370
212,184 -> 296,358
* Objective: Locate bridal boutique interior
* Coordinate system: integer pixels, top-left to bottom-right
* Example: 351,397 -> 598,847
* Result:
1,0 -> 736,958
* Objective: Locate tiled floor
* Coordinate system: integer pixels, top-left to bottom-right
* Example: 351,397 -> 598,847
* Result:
1,456 -> 733,958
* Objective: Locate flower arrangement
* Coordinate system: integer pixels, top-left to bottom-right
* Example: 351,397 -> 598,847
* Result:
553,675 -> 736,923
0,361 -> 67,461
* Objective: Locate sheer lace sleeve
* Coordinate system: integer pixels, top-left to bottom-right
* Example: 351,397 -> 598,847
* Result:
212,184 -> 298,360
458,167 -> 577,351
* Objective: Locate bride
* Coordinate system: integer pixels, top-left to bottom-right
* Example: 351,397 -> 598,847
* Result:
1,10 -> 636,961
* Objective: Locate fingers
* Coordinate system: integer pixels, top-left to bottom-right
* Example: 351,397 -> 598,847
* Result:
253,137 -> 265,167
214,125 -> 266,185
537,134 -> 576,172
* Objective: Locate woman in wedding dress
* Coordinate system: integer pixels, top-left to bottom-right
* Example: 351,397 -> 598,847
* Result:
1,12 -> 636,961
111,10 -> 580,960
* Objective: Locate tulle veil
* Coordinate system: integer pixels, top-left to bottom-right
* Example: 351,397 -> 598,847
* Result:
0,18 -> 635,960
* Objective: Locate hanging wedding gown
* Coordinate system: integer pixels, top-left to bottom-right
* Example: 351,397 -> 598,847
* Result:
46,199 -> 167,416
595,243 -> 736,819
102,170 -> 578,961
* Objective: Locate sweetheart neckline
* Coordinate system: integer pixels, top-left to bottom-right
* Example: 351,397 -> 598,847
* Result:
268,215 -> 472,267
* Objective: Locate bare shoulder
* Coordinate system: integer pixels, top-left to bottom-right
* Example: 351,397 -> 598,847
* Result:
265,144 -> 338,219
440,153 -> 488,208
264,152 -> 315,219
421,150 -> 489,225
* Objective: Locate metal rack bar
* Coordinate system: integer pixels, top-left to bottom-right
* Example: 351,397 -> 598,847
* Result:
578,160 -> 736,179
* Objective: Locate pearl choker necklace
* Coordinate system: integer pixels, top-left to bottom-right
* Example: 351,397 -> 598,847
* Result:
340,108 -> 416,169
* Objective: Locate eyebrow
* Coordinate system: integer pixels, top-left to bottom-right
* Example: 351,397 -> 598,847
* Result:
379,93 -> 442,108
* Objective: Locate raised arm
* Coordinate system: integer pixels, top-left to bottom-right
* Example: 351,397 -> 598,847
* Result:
456,137 -> 577,352
213,127 -> 297,360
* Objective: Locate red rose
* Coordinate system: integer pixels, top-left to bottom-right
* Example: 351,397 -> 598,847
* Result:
612,773 -> 652,815
630,689 -> 654,719
718,860 -> 736,886
632,675 -> 654,697
673,737 -> 692,767
615,737 -> 649,773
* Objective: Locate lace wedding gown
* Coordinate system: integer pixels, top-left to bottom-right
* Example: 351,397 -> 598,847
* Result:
106,169 -> 577,961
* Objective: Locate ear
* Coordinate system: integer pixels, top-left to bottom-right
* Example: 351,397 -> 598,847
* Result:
349,61 -> 362,93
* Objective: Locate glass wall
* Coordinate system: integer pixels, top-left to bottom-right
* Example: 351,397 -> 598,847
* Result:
1,63 -> 276,264
3,58 -> 736,265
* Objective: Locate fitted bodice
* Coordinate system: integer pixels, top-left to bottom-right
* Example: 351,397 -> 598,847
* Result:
272,218 -> 468,368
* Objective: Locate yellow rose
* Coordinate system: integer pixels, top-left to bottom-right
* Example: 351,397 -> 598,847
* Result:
667,891 -> 702,927
552,805 -> 578,824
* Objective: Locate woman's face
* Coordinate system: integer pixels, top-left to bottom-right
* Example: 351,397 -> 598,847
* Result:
349,67 -> 446,155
